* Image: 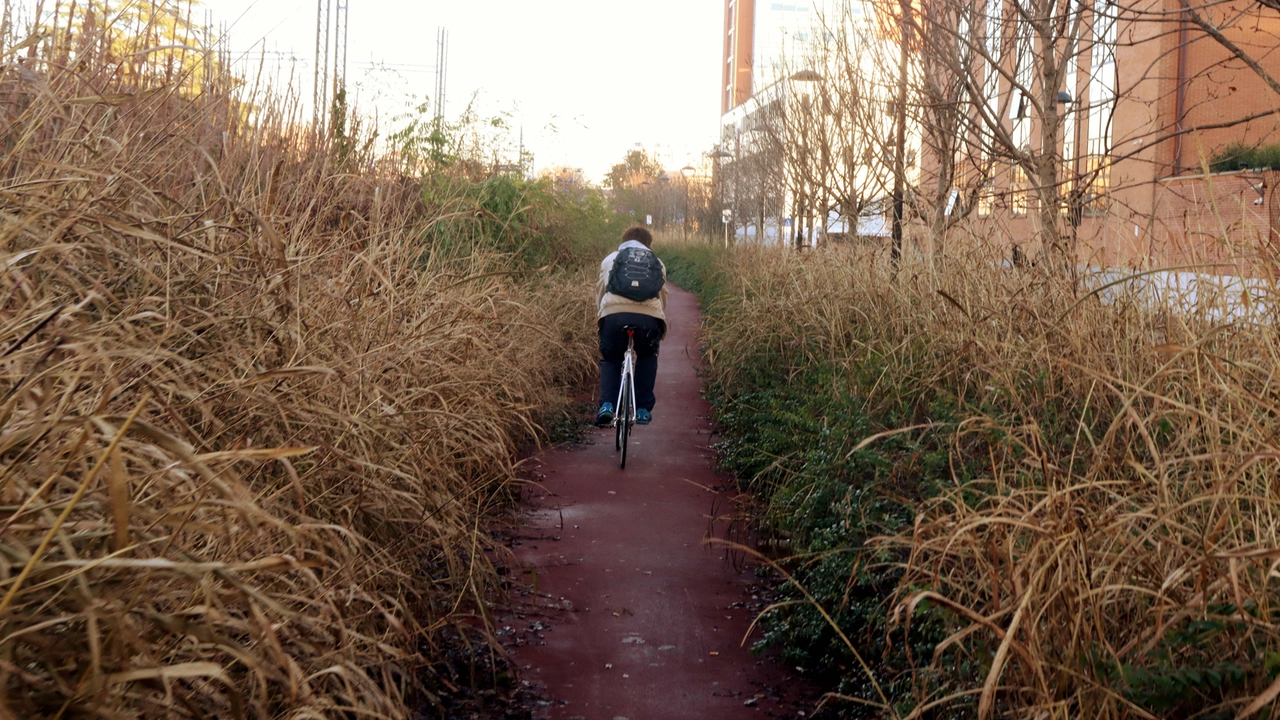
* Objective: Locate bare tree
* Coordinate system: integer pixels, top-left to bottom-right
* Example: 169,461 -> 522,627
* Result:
742,5 -> 899,249
902,0 -> 1095,262
722,0 -> 1280,267
905,0 -> 993,260
720,97 -> 787,245
735,2 -> 981,260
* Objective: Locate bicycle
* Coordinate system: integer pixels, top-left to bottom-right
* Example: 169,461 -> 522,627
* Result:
612,328 -> 638,469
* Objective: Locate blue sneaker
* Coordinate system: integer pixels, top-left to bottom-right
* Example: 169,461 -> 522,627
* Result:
595,403 -> 615,427
636,409 -> 652,425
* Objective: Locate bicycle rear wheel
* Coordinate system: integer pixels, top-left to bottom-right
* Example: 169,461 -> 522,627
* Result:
618,383 -> 631,469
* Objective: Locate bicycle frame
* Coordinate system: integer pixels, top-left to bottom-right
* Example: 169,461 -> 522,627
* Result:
612,329 -> 640,469
613,331 -> 637,427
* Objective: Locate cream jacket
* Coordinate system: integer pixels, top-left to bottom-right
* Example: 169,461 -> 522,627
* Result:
596,240 -> 668,323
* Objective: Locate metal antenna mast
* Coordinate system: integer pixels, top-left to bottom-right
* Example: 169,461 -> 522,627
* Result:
333,0 -> 348,103
434,27 -> 448,121
313,0 -> 332,128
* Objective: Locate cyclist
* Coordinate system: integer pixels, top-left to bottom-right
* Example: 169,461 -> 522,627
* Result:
595,226 -> 668,427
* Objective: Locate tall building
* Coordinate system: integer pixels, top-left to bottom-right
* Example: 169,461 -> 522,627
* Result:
722,0 -> 754,114
723,1 -> 831,114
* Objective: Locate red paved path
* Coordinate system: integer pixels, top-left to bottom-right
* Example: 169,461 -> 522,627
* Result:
508,286 -> 812,720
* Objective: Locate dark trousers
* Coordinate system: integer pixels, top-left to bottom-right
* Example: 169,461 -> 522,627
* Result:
599,313 -> 665,412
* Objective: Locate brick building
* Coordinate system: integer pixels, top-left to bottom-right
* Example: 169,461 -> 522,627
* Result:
946,0 -> 1280,268
722,0 -> 755,114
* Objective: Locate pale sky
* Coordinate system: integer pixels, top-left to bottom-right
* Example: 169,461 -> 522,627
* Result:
202,0 -> 724,182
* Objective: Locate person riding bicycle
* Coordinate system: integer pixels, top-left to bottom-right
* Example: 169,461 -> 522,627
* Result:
595,226 -> 668,427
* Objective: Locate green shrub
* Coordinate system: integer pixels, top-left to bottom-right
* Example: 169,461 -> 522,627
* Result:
1208,141 -> 1280,172
653,242 -> 728,297
422,174 -> 625,270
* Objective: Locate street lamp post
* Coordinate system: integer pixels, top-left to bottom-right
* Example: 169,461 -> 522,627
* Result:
658,173 -> 670,230
680,165 -> 695,242
708,147 -> 734,247
639,178 -> 653,227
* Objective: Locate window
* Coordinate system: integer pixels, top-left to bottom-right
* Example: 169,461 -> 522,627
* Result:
978,185 -> 995,216
1061,35 -> 1078,190
1085,0 -> 1116,213
983,0 -> 1002,151
979,0 -> 1003,210
1011,8 -> 1034,152
1082,153 -> 1110,215
1011,166 -> 1030,215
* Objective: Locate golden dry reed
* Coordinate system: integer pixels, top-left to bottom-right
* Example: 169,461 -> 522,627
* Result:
703,243 -> 1280,719
0,2 -> 595,717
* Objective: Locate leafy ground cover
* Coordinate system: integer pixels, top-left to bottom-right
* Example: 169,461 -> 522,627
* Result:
660,240 -> 1280,719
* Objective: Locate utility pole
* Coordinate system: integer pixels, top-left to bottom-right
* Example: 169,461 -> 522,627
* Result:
334,0 -> 348,103
313,0 -> 331,130
312,0 -> 349,134
434,27 -> 449,121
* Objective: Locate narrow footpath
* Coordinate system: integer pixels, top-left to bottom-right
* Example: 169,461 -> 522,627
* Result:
505,287 -> 814,720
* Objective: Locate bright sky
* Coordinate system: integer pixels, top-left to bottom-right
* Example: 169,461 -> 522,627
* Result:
202,0 -> 724,183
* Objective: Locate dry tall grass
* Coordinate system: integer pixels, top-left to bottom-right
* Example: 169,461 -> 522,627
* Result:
701,244 -> 1280,718
0,4 -> 595,718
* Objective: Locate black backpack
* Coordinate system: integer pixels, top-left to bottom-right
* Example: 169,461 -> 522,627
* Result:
606,246 -> 665,301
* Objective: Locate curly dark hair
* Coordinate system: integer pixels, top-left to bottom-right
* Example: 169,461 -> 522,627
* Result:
621,226 -> 654,248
